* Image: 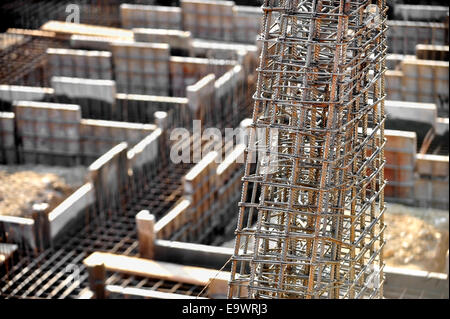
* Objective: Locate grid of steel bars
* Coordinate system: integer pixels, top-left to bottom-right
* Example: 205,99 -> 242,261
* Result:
228,0 -> 387,299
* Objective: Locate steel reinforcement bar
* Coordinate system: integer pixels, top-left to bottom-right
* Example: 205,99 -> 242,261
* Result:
228,0 -> 387,299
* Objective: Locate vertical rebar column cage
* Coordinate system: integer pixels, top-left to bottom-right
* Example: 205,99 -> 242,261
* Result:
228,0 -> 387,299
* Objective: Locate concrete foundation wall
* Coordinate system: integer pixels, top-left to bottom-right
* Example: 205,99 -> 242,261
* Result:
416,44 -> 449,61
120,4 -> 182,30
393,5 -> 449,22
2,101 -> 155,166
111,41 -> 170,96
387,21 -> 448,55
384,130 -> 417,204
47,48 -> 112,80
386,59 -> 449,115
0,112 -> 16,163
120,2 -> 261,44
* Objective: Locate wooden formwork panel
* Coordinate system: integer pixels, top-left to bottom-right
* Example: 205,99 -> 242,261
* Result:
393,5 -> 449,22
88,142 -> 129,208
232,6 -> 261,43
416,44 -> 449,61
390,59 -> 450,110
0,111 -> 15,147
385,130 -> 417,153
169,56 -> 234,97
216,144 -> 245,207
416,154 -> 449,177
48,183 -> 95,240
183,151 -> 218,238
80,119 -> 154,158
133,28 -> 192,53
401,59 -> 449,80
414,178 -> 449,208
115,94 -> 190,128
120,4 -> 182,30
181,0 -> 234,41
0,215 -> 36,250
51,76 -> 116,105
111,41 -> 170,96
214,64 -> 246,126
384,130 -> 417,201
13,101 -> 81,161
83,252 -> 231,298
384,100 -> 437,128
47,48 -> 112,80
0,111 -> 17,164
186,74 -> 216,125
155,198 -> 191,240
387,21 -> 448,55
0,85 -> 52,112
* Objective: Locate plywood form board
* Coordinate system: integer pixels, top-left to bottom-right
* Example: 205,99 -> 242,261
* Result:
387,21 -> 447,54
127,128 -> 161,171
47,48 -> 112,80
154,198 -> 191,240
133,28 -> 192,52
88,142 -> 128,203
120,4 -> 182,30
48,183 -> 95,239
80,118 -> 154,157
415,154 -> 449,177
111,41 -> 170,95
41,21 -> 133,40
181,0 -> 234,41
232,5 -> 261,43
416,44 -> 449,61
186,74 -> 216,124
115,93 -> 189,127
14,101 -> 81,155
51,76 -> 116,104
0,112 -> 15,148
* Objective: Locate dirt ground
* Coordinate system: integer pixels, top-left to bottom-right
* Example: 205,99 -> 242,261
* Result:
384,203 -> 449,273
0,165 -> 87,218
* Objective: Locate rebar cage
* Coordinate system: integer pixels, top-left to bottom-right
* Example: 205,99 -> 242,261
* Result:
228,0 -> 387,299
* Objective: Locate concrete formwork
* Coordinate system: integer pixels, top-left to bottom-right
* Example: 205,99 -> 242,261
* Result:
385,59 -> 449,115
393,5 -> 449,23
120,4 -> 182,30
416,44 -> 449,61
0,1 -> 448,301
387,21 -> 448,55
47,48 -> 112,80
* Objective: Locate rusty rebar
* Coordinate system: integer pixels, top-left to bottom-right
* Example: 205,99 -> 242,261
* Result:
228,0 -> 387,299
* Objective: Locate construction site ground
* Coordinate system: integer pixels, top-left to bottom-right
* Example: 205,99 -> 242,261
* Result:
0,164 -> 87,218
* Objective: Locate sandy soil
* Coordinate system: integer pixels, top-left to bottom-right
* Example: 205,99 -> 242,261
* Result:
0,165 -> 87,218
384,203 -> 449,273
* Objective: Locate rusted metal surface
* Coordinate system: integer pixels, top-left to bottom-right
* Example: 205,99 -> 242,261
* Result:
228,0 -> 387,299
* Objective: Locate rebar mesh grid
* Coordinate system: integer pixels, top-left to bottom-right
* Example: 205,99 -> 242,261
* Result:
228,0 -> 387,299
0,36 -> 69,87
